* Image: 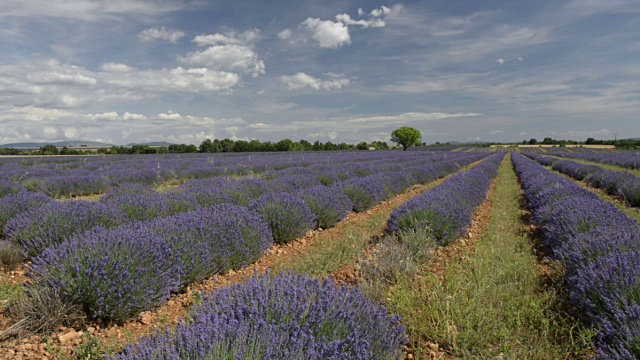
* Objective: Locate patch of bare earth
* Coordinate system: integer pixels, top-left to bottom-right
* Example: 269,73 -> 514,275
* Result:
0,182 -> 434,359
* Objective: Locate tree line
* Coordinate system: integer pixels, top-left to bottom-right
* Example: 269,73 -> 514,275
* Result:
12,139 -> 391,155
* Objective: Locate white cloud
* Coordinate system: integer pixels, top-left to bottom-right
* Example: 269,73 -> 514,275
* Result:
138,26 -> 185,43
101,62 -> 135,73
87,111 -> 119,120
519,132 -> 529,136
370,6 -> 392,17
279,72 -> 350,90
357,8 -> 365,16
192,28 -> 261,46
104,66 -> 241,92
489,130 -> 504,134
0,59 -> 242,110
0,106 -> 247,145
335,13 -> 386,28
178,45 -> 265,77
157,111 -> 181,120
123,112 -> 146,120
277,28 -> 292,40
496,58 -> 505,65
301,18 -> 351,48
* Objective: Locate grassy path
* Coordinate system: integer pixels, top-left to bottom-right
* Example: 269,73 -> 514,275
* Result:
384,154 -> 593,359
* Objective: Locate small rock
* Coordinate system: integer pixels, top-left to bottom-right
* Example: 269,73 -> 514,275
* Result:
139,313 -> 153,325
58,331 -> 83,345
86,326 -> 96,334
15,345 -> 26,352
427,342 -> 439,351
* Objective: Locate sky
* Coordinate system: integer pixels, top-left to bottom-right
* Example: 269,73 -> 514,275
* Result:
1,0 -> 639,145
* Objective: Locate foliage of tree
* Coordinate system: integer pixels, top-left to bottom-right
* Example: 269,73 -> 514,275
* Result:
39,144 -> 59,155
391,127 -> 422,151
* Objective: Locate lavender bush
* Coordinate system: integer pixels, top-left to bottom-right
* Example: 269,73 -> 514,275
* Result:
113,273 -> 407,360
251,193 -> 316,244
338,176 -> 388,212
297,185 -> 354,229
0,180 -> 21,199
4,201 -> 129,258
105,192 -> 199,221
0,191 -> 54,236
387,154 -> 502,245
100,182 -> 157,203
144,204 -> 273,285
30,226 -> 183,323
512,153 -> 640,358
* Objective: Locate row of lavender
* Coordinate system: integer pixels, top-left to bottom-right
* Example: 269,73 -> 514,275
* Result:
523,153 -> 640,207
0,152 -> 488,257
387,153 -> 504,244
3,152 -> 491,328
0,151 -> 462,198
522,147 -> 640,170
110,153 -> 503,360
512,153 -> 640,359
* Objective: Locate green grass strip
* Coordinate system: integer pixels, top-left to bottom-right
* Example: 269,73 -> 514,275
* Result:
385,154 -> 593,359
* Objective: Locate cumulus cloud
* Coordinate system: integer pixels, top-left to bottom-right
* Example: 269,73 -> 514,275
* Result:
301,18 -> 351,48
123,112 -> 146,120
178,45 -> 265,77
279,72 -> 350,90
496,58 -> 505,65
296,5 -> 396,48
184,29 -> 265,77
138,26 -> 185,43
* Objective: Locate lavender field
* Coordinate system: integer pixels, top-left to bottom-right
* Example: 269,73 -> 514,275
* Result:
0,148 -> 639,359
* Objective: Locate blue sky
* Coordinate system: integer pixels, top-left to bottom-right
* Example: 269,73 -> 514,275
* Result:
1,0 -> 639,145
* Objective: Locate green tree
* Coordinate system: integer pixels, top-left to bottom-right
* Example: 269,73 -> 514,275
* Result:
391,127 -> 422,151
39,144 -> 59,155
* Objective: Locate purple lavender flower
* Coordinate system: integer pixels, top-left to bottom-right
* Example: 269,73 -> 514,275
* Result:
30,226 -> 183,323
250,193 -> 316,244
296,185 -> 354,229
113,273 -> 407,360
4,200 -> 129,258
